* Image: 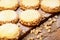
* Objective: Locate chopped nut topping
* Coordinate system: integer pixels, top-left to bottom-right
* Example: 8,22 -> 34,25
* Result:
39,36 -> 43,40
36,35 -> 40,38
22,30 -> 26,33
30,29 -> 35,34
47,29 -> 51,33
48,18 -> 52,21
53,18 -> 57,22
45,26 -> 51,30
54,15 -> 58,19
27,37 -> 34,40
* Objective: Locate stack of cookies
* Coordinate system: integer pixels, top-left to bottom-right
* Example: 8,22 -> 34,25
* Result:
0,0 -> 60,40
0,0 -> 20,40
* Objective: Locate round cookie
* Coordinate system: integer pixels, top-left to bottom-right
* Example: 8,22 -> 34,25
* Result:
41,0 -> 60,13
0,23 -> 21,40
0,0 -> 19,10
19,9 -> 42,26
0,10 -> 18,25
20,0 -> 40,10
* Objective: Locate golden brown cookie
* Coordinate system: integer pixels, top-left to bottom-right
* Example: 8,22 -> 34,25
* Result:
0,10 -> 18,25
0,0 -> 19,10
20,0 -> 40,10
0,23 -> 21,40
41,0 -> 60,13
19,9 -> 42,26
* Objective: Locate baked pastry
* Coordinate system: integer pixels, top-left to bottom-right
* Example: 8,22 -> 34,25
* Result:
0,0 -> 18,10
0,23 -> 21,40
0,10 -> 18,25
19,9 -> 42,26
41,0 -> 60,13
20,0 -> 40,10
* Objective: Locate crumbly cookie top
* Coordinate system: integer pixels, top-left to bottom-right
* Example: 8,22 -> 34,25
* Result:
0,23 -> 20,39
41,0 -> 60,8
0,10 -> 18,21
21,0 -> 39,7
19,9 -> 42,22
0,0 -> 18,8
